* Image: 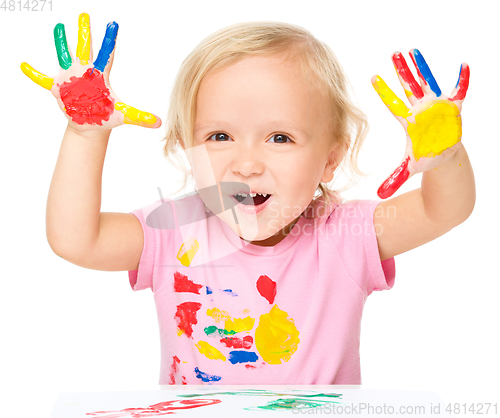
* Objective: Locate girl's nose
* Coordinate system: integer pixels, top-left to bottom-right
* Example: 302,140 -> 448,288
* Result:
230,149 -> 265,177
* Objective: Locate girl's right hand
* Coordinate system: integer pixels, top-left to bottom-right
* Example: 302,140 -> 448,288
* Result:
21,13 -> 162,134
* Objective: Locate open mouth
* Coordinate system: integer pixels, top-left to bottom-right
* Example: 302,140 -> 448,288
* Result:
233,192 -> 272,206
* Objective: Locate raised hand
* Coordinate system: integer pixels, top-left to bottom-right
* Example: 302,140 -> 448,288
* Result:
20,13 -> 162,132
372,49 -> 469,199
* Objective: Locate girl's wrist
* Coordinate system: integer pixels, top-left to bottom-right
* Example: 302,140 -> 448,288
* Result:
66,123 -> 112,142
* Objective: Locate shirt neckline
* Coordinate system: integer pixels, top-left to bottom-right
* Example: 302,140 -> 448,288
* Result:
219,213 -> 307,256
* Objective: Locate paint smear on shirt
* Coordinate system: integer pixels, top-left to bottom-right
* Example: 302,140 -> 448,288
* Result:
194,367 -> 222,383
220,335 -> 253,349
221,289 -> 238,296
195,340 -> 227,361
174,302 -> 202,338
176,237 -> 199,266
204,325 -> 236,337
174,271 -> 203,294
207,308 -> 254,333
225,316 -> 255,333
255,305 -> 300,364
256,275 -> 277,304
228,350 -> 259,364
168,355 -> 187,385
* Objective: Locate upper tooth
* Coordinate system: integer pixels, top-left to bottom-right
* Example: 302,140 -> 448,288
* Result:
238,193 -> 248,197
249,193 -> 257,197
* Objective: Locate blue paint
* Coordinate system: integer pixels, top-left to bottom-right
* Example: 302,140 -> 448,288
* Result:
194,367 -> 222,382
413,49 -> 441,97
455,64 -> 463,88
228,351 -> 258,364
93,21 -> 119,72
221,289 -> 238,297
206,286 -> 212,295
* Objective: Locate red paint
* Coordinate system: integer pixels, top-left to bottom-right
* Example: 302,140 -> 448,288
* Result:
173,271 -> 203,294
256,275 -> 277,304
245,364 -> 256,369
450,63 -> 470,101
377,156 -> 411,199
59,68 -> 115,125
409,52 -> 428,86
182,376 -> 187,385
220,335 -> 253,349
392,52 -> 424,99
168,355 -> 180,385
174,301 -> 202,338
86,399 -> 221,417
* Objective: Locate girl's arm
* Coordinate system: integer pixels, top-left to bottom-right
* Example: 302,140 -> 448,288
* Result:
46,125 -> 144,271
370,49 -> 475,260
23,13 -> 161,271
376,144 -> 475,261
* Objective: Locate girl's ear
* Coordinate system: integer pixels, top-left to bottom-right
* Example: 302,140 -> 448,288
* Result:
320,140 -> 348,183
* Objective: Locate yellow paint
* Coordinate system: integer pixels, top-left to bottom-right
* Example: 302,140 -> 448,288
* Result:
20,62 -> 54,90
372,76 -> 411,118
176,237 -> 199,266
76,13 -> 91,65
404,88 -> 414,100
225,316 -> 255,333
206,308 -> 231,323
195,340 -> 227,361
177,329 -> 184,337
115,102 -> 157,125
255,305 -> 300,364
407,101 -> 462,161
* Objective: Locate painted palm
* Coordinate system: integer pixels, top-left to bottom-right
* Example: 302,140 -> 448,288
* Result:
20,13 -> 161,130
372,49 -> 469,199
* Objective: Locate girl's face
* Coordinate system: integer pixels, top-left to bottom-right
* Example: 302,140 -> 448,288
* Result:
191,53 -> 337,246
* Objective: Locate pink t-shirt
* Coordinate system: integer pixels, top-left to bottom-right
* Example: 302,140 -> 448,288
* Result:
128,191 -> 395,385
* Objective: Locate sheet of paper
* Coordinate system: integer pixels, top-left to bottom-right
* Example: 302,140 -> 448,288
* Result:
50,387 -> 450,417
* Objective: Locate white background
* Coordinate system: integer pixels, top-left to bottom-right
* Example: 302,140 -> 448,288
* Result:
1,0 -> 499,416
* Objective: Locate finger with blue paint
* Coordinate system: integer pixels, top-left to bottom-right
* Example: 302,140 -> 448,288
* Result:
449,63 -> 470,103
94,21 -> 119,77
409,49 -> 442,97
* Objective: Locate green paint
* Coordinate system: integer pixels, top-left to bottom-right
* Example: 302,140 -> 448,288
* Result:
54,23 -> 72,70
178,390 -> 342,399
244,398 -> 343,411
204,325 -> 236,337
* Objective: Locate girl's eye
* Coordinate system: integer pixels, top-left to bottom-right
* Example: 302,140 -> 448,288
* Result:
268,134 -> 292,144
208,133 -> 231,141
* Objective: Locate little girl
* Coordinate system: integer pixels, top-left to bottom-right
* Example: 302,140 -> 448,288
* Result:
22,13 -> 475,385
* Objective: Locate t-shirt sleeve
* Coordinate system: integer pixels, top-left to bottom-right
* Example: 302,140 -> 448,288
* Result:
327,199 -> 395,296
128,199 -> 174,292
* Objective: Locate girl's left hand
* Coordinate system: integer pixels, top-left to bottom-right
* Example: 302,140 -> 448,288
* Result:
372,49 -> 470,199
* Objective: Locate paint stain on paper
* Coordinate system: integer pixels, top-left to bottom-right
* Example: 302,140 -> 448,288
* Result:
173,271 -> 202,294
86,399 -> 221,417
174,302 -> 202,338
255,305 -> 300,364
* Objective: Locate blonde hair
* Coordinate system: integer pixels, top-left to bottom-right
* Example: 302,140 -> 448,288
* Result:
162,21 -> 368,209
